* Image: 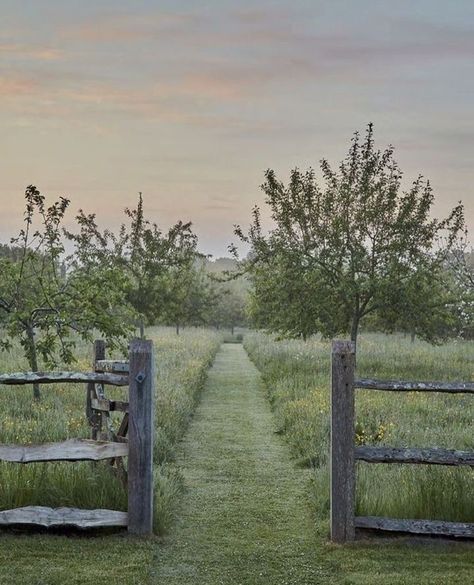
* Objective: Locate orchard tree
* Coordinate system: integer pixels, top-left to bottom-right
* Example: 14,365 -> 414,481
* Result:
162,261 -> 218,334
67,193 -> 199,336
235,124 -> 465,348
445,241 -> 474,338
0,186 -> 131,399
123,194 -> 199,334
211,286 -> 247,334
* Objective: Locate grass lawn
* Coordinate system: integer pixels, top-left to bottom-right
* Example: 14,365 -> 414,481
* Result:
0,534 -> 156,585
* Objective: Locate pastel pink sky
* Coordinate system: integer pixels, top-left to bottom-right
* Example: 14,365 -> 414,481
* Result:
1,1 -> 473,256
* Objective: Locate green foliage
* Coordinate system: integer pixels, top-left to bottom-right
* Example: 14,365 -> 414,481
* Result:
203,257 -> 249,332
0,187 -> 132,398
66,193 -> 200,332
161,261 -> 216,332
236,124 -> 465,344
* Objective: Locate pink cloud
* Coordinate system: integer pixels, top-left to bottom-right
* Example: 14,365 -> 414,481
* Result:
0,75 -> 39,96
61,11 -> 198,43
0,43 -> 63,61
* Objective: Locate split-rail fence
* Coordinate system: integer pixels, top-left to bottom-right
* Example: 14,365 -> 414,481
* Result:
0,338 -> 154,535
331,340 -> 474,543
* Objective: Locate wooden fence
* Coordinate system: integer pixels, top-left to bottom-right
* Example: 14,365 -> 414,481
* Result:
0,338 -> 155,535
330,340 -> 474,543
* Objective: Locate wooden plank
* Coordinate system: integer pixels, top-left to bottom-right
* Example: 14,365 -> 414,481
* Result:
88,340 -> 105,440
355,516 -> 474,538
0,371 -> 128,387
91,398 -> 129,413
0,439 -> 128,463
330,340 -> 356,543
117,413 -> 129,438
0,506 -> 127,528
96,360 -> 129,374
355,446 -> 474,467
128,339 -> 155,536
355,378 -> 474,394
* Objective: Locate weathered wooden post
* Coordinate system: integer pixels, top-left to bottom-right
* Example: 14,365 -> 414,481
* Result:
87,339 -> 105,440
128,338 -> 155,535
330,340 -> 356,543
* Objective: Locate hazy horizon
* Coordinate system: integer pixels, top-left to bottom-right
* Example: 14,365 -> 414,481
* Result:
1,0 -> 473,257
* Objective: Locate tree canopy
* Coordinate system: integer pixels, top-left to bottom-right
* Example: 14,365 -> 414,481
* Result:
0,186 -> 131,398
235,124 -> 465,345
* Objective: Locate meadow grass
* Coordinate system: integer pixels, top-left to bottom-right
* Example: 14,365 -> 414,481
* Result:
0,326 -> 221,534
244,331 -> 474,524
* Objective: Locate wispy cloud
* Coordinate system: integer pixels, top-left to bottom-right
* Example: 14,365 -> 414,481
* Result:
0,43 -> 63,61
0,75 -> 39,96
61,11 -> 199,43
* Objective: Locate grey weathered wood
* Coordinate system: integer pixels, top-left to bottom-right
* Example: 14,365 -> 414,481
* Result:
355,446 -> 474,467
117,413 -> 129,438
95,360 -> 129,373
88,340 -> 106,440
0,439 -> 128,463
128,338 -> 155,536
0,506 -> 127,528
355,516 -> 474,538
91,398 -> 129,413
355,378 -> 474,393
0,371 -> 128,386
331,340 -> 356,543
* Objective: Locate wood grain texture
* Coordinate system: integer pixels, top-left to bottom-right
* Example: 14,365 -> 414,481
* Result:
355,516 -> 474,538
355,446 -> 474,467
95,360 -> 129,373
0,371 -> 128,386
91,398 -> 129,412
88,340 -> 106,439
0,439 -> 128,463
355,378 -> 474,393
0,506 -> 127,528
128,338 -> 155,535
330,340 -> 356,543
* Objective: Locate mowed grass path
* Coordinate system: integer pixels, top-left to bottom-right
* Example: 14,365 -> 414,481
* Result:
152,343 -> 331,584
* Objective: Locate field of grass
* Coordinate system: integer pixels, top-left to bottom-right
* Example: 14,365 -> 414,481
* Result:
0,326 -> 221,534
1,328 -> 473,584
244,332 -> 474,524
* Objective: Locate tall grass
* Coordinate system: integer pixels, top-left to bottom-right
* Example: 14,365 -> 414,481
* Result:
244,332 -> 474,523
0,326 -> 221,534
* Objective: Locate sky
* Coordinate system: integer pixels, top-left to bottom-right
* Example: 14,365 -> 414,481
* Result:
1,0 -> 473,257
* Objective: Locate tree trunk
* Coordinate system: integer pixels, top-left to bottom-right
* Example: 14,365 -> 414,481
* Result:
350,316 -> 360,356
411,332 -> 416,343
231,324 -> 234,336
139,320 -> 145,340
176,323 -> 180,336
26,326 -> 40,400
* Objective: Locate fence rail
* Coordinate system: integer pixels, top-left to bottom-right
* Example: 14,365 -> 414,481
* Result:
0,371 -> 129,386
355,516 -> 474,538
355,446 -> 474,467
0,439 -> 128,463
0,506 -> 128,529
0,338 -> 154,535
331,340 -> 474,542
355,378 -> 474,393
